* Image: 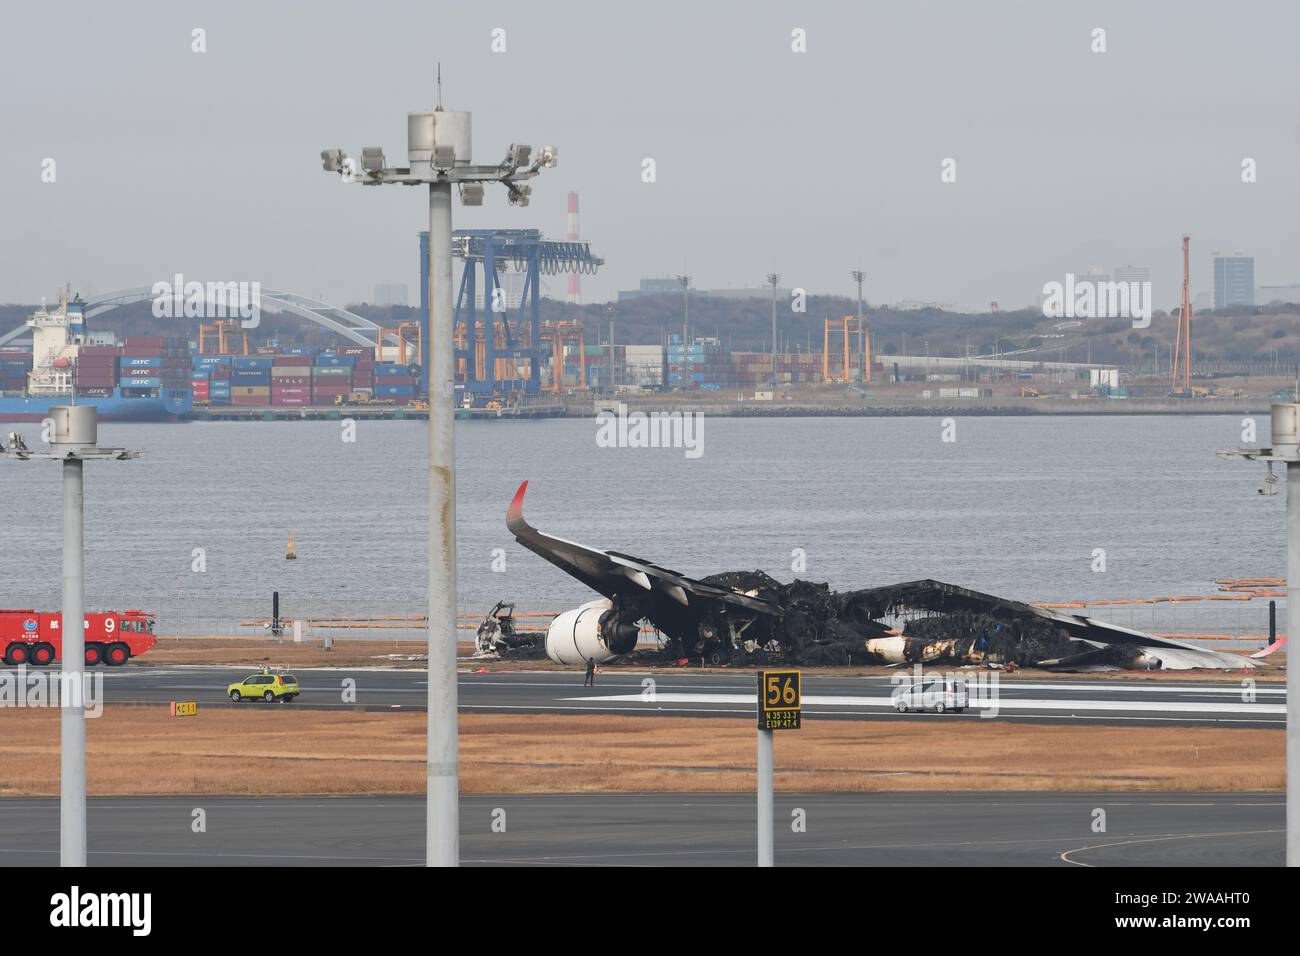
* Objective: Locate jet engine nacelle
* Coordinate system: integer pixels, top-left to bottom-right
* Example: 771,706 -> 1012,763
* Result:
864,635 -> 907,664
545,598 -> 640,665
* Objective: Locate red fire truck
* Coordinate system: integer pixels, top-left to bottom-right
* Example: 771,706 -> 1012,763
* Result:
0,609 -> 157,666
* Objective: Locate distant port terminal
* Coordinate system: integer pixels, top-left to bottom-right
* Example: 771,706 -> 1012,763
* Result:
2,226 -> 1296,421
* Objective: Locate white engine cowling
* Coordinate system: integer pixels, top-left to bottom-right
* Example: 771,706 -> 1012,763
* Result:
546,599 -> 632,665
864,635 -> 907,664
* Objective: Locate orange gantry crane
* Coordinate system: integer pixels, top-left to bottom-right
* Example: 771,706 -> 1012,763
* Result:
197,320 -> 250,355
453,318 -> 585,396
539,320 -> 586,393
377,321 -> 422,367
823,315 -> 870,384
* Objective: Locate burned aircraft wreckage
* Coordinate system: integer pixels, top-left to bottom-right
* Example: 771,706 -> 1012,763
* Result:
494,482 -> 1257,672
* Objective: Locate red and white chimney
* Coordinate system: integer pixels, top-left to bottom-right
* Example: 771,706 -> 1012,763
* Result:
566,191 -> 581,305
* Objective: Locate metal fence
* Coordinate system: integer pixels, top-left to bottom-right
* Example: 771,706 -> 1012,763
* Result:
12,588 -> 489,643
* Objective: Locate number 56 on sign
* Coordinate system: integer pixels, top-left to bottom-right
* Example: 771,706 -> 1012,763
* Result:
758,670 -> 801,730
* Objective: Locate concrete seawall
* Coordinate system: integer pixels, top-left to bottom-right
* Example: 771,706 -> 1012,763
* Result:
574,397 -> 1270,418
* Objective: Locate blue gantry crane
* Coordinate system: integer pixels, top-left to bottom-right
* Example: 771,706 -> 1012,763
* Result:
419,228 -> 602,398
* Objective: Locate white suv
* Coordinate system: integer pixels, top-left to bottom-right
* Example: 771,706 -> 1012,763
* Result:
894,677 -> 968,713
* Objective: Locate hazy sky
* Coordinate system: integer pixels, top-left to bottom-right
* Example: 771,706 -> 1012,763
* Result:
1,0 -> 1296,312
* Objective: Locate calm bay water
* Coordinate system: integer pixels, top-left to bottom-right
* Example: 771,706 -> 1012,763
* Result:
0,415 -> 1283,637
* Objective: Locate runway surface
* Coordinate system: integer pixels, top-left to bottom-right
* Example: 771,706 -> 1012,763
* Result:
22,664 -> 1286,728
0,793 -> 1278,866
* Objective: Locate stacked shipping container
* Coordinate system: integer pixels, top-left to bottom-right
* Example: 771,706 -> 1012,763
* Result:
1,351 -> 33,393
340,346 -> 374,401
189,347 -> 423,407
192,354 -> 232,405
728,352 -> 820,386
271,355 -> 312,406
73,345 -> 120,397
373,362 -> 419,400
230,356 -> 273,405
118,337 -> 189,394
312,353 -> 353,405
666,336 -> 727,389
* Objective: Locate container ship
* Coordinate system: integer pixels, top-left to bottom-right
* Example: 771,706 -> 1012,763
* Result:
0,295 -> 193,422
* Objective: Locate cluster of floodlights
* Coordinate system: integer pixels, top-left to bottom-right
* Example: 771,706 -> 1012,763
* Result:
320,142 -> 556,207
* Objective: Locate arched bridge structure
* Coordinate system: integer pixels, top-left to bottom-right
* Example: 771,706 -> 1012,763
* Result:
1,288 -> 386,349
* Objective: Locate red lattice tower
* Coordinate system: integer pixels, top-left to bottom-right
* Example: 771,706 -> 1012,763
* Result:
566,192 -> 581,305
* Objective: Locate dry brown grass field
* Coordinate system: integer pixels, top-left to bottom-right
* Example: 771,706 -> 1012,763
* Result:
0,708 -> 1281,796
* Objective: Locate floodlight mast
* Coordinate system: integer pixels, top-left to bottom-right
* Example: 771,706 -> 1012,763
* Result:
321,101 -> 555,868
1218,402 -> 1300,866
1,405 -> 141,867
851,270 -> 866,381
766,273 -> 779,388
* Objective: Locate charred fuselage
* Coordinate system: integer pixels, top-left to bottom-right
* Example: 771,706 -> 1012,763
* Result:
506,482 -> 1257,672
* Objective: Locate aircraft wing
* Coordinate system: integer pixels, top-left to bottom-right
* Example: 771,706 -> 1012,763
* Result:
1032,602 -> 1257,667
506,481 -> 778,615
846,579 -> 1257,670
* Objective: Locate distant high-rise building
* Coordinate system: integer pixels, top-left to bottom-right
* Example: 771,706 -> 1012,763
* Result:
1214,253 -> 1254,308
1113,265 -> 1150,284
373,282 -> 408,307
894,299 -> 954,311
617,277 -> 685,301
703,287 -> 791,301
1256,284 -> 1300,306
472,270 -> 526,310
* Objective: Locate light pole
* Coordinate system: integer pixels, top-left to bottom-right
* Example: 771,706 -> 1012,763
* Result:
1218,402 -> 1300,865
321,90 -> 556,867
766,273 -> 780,388
676,275 -> 690,392
757,722 -> 773,866
2,404 -> 141,866
850,270 -> 866,381
607,305 -> 615,394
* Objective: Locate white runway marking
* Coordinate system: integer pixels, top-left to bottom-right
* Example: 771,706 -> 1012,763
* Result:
1058,828 -> 1281,866
563,693 -> 1285,715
